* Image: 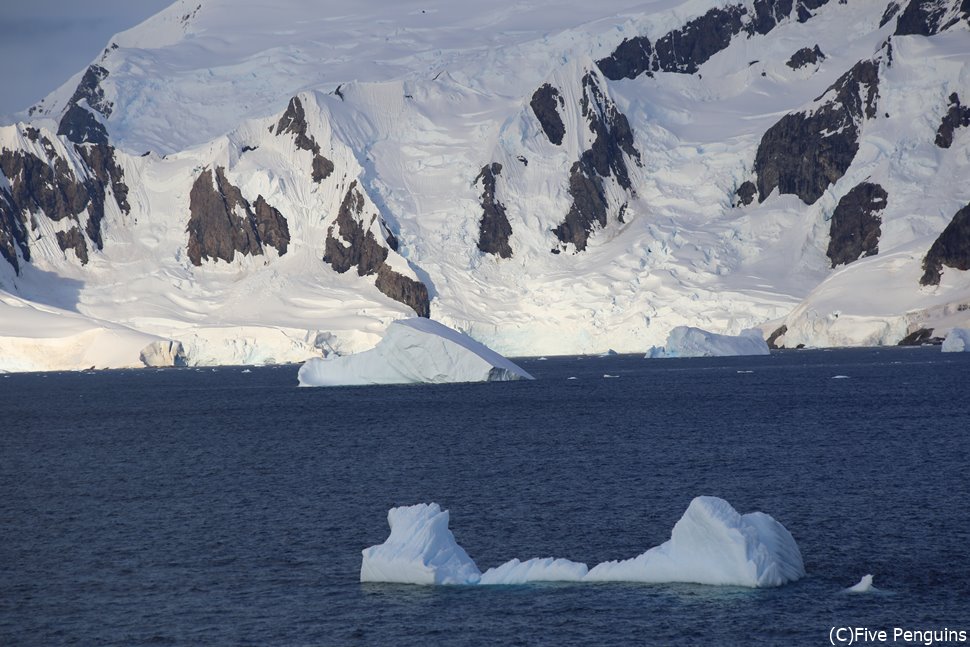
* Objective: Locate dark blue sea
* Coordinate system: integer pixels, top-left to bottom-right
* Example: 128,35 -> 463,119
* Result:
2,347 -> 970,646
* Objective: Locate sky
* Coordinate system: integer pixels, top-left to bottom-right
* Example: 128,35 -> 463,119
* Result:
0,0 -> 173,117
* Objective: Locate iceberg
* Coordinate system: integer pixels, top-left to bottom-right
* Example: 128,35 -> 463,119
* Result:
360,503 -> 481,585
480,558 -> 588,585
298,318 -> 534,386
361,497 -> 804,588
844,574 -> 876,593
584,496 -> 804,587
646,326 -> 770,358
942,328 -> 970,353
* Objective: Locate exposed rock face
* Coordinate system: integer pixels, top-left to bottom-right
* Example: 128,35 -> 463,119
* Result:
766,325 -> 788,349
920,202 -> 970,286
274,96 -> 335,183
735,180 -> 757,207
56,227 -> 89,264
880,2 -> 902,27
786,45 -> 825,69
0,128 -> 128,272
252,195 -> 290,255
897,328 -> 943,346
553,72 -> 642,251
894,0 -> 969,35
57,65 -> 112,145
597,0 -> 831,80
475,163 -> 513,258
935,93 -> 970,149
185,167 -> 290,265
324,182 -> 430,317
754,59 -> 879,204
826,182 -> 887,267
530,84 -> 566,145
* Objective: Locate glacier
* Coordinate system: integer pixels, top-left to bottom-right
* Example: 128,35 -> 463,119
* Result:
942,328 -> 970,352
297,318 -> 534,387
360,496 -> 804,588
646,327 -> 770,358
1,0 -> 969,371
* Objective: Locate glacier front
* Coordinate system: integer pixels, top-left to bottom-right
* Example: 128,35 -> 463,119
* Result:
646,327 -> 770,358
360,496 -> 804,588
297,318 -> 534,387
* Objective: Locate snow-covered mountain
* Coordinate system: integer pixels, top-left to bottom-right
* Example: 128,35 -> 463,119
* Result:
1,0 -> 968,371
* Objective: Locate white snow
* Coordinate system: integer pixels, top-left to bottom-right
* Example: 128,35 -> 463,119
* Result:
361,496 -> 804,588
844,574 -> 876,593
480,558 -> 589,585
0,0 -> 968,370
942,328 -> 970,352
298,318 -> 534,387
584,496 -> 805,587
360,503 -> 482,585
646,326 -> 770,358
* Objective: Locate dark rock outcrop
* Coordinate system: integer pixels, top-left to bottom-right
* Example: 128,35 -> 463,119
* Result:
186,167 -> 289,265
754,59 -> 880,204
253,196 -> 290,256
553,72 -> 642,251
530,84 -> 566,146
323,182 -> 430,317
920,202 -> 970,286
935,93 -> 970,148
735,180 -> 757,206
786,45 -> 825,69
880,2 -> 902,27
475,163 -> 513,258
897,328 -> 943,345
57,65 -> 112,145
56,227 -> 89,264
0,130 -> 129,272
826,182 -> 887,267
766,325 -> 788,349
597,0 -> 832,80
274,96 -> 335,183
894,0 -> 969,35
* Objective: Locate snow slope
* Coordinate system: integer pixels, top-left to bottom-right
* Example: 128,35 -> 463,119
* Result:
1,0 -> 968,370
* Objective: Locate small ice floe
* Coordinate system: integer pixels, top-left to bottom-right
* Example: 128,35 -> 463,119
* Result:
603,374 -> 620,378
241,369 -> 252,373
567,376 -> 578,380
538,357 -> 548,361
737,370 -> 754,374
832,375 -> 850,379
844,574 -> 877,593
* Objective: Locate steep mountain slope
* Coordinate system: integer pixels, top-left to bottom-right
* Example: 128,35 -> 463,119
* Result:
1,0 -> 968,370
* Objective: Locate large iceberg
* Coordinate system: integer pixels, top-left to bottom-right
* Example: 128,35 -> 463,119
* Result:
360,503 -> 481,584
646,326 -> 770,358
942,328 -> 970,353
298,318 -> 534,386
583,496 -> 805,587
360,497 -> 804,588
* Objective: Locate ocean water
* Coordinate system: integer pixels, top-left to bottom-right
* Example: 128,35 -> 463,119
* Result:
2,347 -> 969,646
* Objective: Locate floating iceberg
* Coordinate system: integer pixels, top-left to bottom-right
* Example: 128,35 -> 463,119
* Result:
646,327 -> 770,358
480,558 -> 588,585
584,496 -> 804,587
298,318 -> 534,386
361,497 -> 804,588
360,503 -> 481,585
942,328 -> 970,353
844,574 -> 876,593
